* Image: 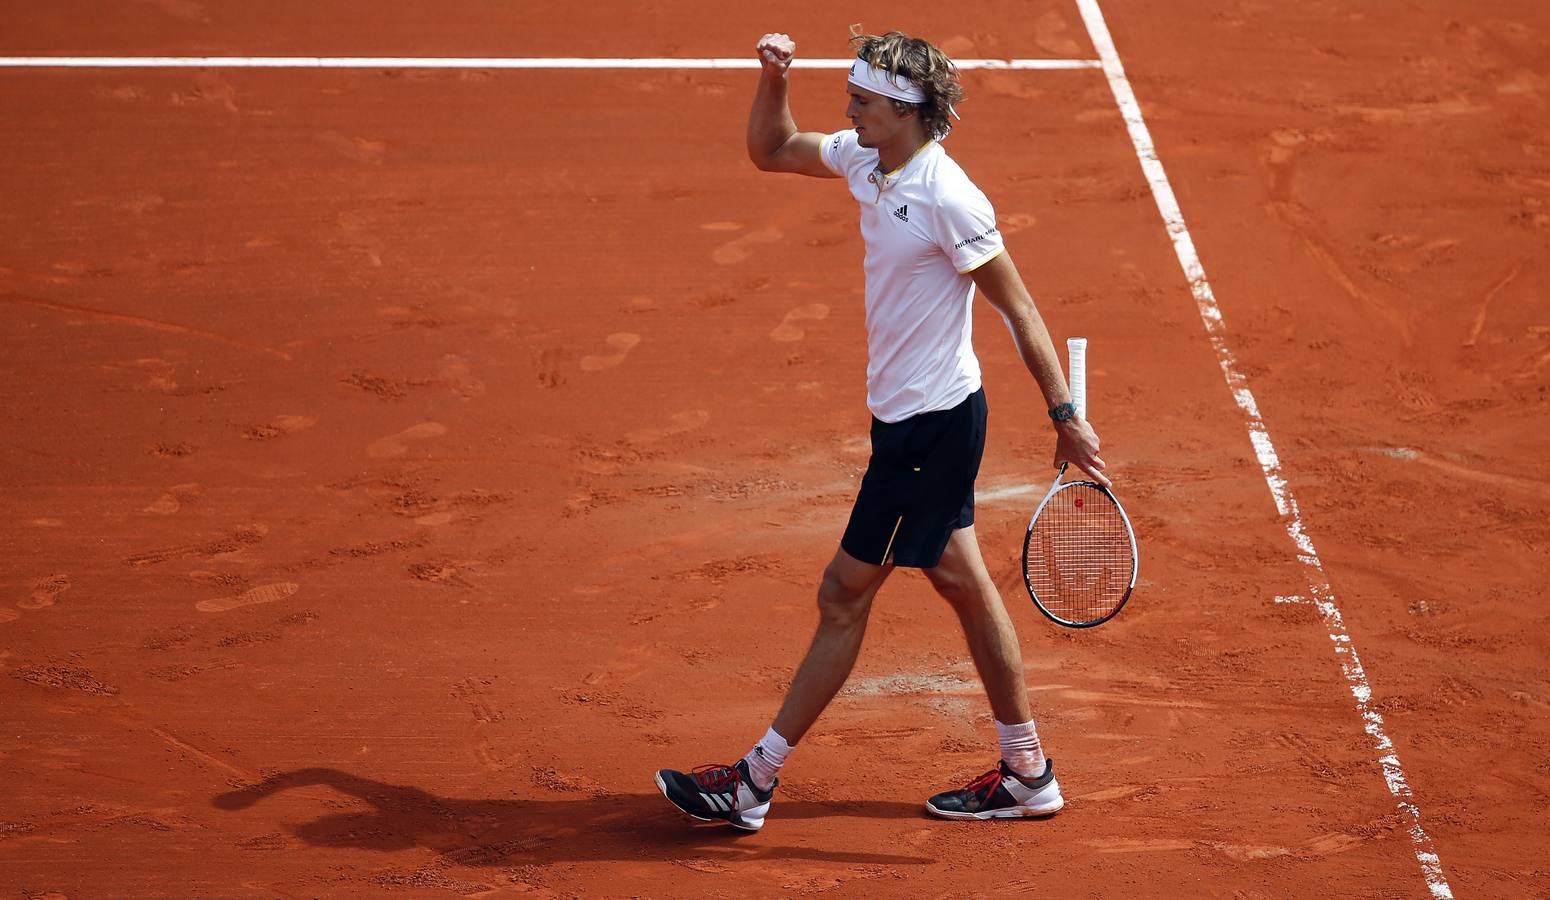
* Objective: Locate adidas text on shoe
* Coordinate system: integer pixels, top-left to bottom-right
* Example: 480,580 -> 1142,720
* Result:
655,758 -> 775,832
925,759 -> 1063,820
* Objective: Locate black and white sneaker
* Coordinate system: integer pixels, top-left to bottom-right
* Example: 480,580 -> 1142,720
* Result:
925,759 -> 1064,820
655,758 -> 775,832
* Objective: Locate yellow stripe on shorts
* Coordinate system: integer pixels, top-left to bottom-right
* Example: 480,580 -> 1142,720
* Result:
881,516 -> 904,565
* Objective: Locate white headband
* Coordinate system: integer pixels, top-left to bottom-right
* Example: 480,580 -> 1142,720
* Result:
847,58 -> 927,104
846,57 -> 960,130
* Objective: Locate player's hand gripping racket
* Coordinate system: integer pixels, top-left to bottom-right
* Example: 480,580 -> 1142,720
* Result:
1023,338 -> 1139,628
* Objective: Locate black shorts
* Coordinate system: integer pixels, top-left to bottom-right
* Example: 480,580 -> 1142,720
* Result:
840,388 -> 987,569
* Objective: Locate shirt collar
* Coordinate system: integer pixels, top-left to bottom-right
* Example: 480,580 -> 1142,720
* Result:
865,140 -> 936,202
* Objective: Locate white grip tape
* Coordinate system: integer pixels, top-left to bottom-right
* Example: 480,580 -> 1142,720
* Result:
1067,337 -> 1088,420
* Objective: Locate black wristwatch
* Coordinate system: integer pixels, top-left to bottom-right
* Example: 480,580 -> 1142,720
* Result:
1048,402 -> 1076,422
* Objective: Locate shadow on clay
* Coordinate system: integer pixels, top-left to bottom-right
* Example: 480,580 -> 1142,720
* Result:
212,768 -> 934,867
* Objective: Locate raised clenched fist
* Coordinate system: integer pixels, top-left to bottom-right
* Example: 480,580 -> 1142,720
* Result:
755,33 -> 796,73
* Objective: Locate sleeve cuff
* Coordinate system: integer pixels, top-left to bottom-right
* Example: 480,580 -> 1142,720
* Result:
957,247 -> 1005,275
819,144 -> 843,176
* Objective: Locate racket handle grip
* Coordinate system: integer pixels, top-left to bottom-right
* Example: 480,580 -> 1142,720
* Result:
1067,337 -> 1088,419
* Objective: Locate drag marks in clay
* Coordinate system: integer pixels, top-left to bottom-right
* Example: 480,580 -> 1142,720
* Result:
770,303 -> 829,342
776,867 -> 897,895
367,421 -> 446,459
318,131 -> 386,164
1085,828 -> 1377,862
440,354 -> 486,399
1267,731 -> 1367,788
144,659 -> 238,683
143,483 -> 201,515
127,357 -> 179,393
0,295 -> 291,361
18,574 -> 71,610
1089,838 -> 1197,855
342,372 -> 430,401
242,415 -> 317,441
152,441 -> 196,459
9,663 -> 119,695
653,555 -> 793,593
1262,128 -> 1418,345
452,677 -> 522,773
93,83 -> 152,103
407,559 -> 483,586
387,487 -> 510,527
125,524 -> 268,567
711,225 -> 783,265
625,409 -> 709,445
169,72 -> 240,113
213,610 -> 319,649
579,332 -> 641,371
196,582 -> 299,613
140,607 -> 315,679
325,536 -> 426,562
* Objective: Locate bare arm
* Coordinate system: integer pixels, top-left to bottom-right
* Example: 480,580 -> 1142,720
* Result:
747,33 -> 840,178
971,252 -> 1111,487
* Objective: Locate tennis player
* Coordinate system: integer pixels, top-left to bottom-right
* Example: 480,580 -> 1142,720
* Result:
655,30 -> 1109,829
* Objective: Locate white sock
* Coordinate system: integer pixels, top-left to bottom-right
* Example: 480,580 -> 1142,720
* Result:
742,726 -> 792,791
996,718 -> 1046,780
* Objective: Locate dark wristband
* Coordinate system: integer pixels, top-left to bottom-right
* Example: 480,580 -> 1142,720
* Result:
1048,402 -> 1076,422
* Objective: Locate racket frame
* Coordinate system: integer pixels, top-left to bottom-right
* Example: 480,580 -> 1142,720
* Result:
1022,336 -> 1139,628
1023,464 -> 1139,628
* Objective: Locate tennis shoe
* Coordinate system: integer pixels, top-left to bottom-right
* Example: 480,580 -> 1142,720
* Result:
925,759 -> 1063,820
655,758 -> 775,832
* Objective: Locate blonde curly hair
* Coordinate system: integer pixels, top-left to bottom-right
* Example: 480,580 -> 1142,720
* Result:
849,30 -> 964,140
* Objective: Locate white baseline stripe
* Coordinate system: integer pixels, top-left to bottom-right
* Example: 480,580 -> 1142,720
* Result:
1073,1 -> 1453,898
0,56 -> 1099,71
977,482 -> 1039,504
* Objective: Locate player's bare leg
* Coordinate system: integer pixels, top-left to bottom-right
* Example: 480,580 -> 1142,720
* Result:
655,548 -> 890,830
921,525 -> 1063,820
771,548 -> 893,744
923,526 -> 1031,724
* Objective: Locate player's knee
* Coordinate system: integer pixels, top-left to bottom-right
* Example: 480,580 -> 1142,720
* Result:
816,569 -> 872,628
925,567 -> 983,610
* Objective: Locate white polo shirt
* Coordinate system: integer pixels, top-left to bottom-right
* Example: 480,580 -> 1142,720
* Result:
820,129 -> 1005,423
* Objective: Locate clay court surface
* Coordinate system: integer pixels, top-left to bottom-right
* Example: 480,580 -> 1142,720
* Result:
3,1 -> 1548,896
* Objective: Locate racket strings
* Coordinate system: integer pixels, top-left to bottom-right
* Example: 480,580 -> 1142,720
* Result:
1025,483 -> 1133,622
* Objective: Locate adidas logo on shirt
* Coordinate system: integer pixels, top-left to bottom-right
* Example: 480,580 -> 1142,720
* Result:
893,205 -> 909,223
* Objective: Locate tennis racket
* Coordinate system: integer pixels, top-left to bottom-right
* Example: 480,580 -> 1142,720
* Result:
1023,337 -> 1138,628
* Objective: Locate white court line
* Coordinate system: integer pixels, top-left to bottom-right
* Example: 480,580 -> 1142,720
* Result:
1073,1 -> 1453,897
0,56 -> 1099,70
